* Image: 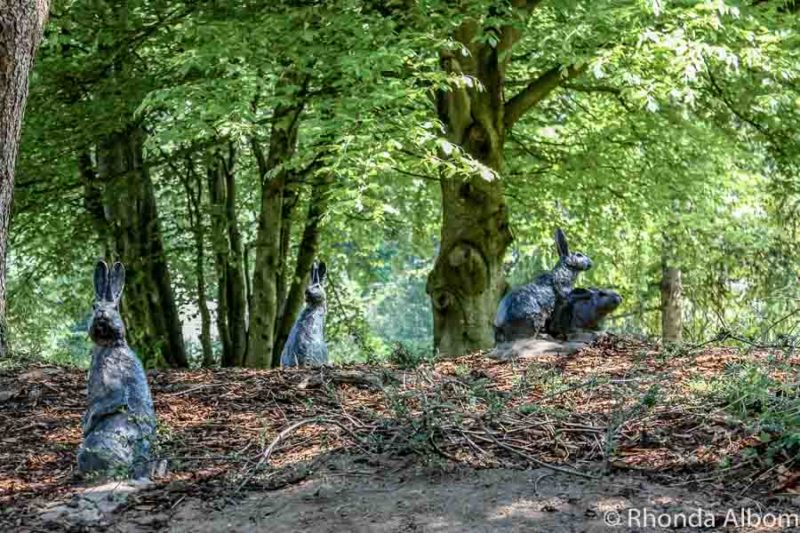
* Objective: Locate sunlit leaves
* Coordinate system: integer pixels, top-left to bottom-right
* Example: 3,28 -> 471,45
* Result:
9,0 -> 800,359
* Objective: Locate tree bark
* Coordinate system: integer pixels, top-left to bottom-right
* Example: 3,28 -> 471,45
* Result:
206,144 -> 247,367
427,12 -> 578,356
0,0 -> 49,357
224,148 -> 247,365
179,156 -> 213,367
272,172 -> 333,366
207,156 -> 231,364
79,152 -> 113,257
660,243 -> 683,343
275,183 -> 300,332
246,72 -> 307,368
96,126 -> 188,367
196,243 -> 214,368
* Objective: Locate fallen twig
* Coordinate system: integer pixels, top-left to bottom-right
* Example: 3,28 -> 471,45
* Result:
234,417 -> 368,493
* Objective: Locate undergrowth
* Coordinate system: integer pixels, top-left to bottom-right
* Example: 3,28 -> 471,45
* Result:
701,355 -> 800,466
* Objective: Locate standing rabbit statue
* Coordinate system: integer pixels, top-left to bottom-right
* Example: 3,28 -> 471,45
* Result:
494,229 -> 592,343
547,287 -> 622,339
77,261 -> 157,480
280,261 -> 329,367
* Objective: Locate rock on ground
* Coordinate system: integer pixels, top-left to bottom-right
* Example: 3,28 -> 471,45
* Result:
489,332 -> 602,360
38,480 -> 150,529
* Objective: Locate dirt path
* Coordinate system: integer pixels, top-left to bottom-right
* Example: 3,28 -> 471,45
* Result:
30,455 -> 798,532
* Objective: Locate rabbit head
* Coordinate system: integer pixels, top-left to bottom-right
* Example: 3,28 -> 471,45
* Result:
571,288 -> 621,312
89,261 -> 127,346
592,288 -> 622,314
555,228 -> 592,272
304,261 -> 327,305
570,287 -> 622,329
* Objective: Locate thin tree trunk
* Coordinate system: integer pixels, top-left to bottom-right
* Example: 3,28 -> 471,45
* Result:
196,245 -> 214,368
275,183 -> 300,329
246,71 -> 307,368
272,173 -> 333,366
223,146 -> 247,365
244,242 -> 253,332
179,156 -> 213,367
427,10 -> 581,356
207,156 -> 232,365
206,145 -> 246,367
661,238 -> 683,343
246,163 -> 285,368
0,0 -> 49,357
96,126 -> 188,367
79,152 -> 113,258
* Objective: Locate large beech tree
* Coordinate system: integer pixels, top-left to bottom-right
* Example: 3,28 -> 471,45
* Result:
427,2 -> 583,356
0,0 -> 49,357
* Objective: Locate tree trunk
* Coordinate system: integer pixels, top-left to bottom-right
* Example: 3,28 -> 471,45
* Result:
661,245 -> 683,343
247,184 -> 281,368
207,157 -> 231,364
179,156 -> 213,367
246,72 -> 307,368
196,247 -> 214,368
0,0 -> 49,357
206,145 -> 246,367
244,242 -> 253,331
425,21 -> 515,357
79,152 -> 113,257
223,146 -> 247,365
275,184 -> 300,331
427,11 -> 581,356
272,172 -> 333,366
96,126 -> 188,367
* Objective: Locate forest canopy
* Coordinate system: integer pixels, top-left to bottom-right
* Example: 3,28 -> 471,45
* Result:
6,0 -> 800,368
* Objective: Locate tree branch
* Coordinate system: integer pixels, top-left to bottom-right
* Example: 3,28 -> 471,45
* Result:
504,64 -> 585,129
702,57 -> 787,157
563,82 -> 621,95
250,135 -> 268,178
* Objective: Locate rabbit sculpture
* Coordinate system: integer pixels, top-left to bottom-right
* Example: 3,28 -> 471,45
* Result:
77,261 -> 157,480
280,261 -> 329,367
547,287 -> 622,339
494,229 -> 592,343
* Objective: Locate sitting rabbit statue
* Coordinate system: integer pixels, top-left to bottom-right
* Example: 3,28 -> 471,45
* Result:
77,261 -> 157,480
494,229 -> 592,343
280,261 -> 329,367
547,287 -> 622,339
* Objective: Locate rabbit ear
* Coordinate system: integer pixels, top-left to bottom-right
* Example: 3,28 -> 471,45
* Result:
555,228 -> 569,258
93,261 -> 109,301
316,261 -> 327,284
311,261 -> 319,285
108,262 -> 125,302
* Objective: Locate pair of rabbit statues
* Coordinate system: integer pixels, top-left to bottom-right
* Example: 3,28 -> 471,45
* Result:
494,228 -> 622,343
78,260 -> 329,479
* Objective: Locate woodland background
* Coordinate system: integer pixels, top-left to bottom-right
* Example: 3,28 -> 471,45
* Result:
4,0 -> 800,369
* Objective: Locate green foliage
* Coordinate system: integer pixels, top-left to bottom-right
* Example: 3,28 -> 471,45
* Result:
387,342 -> 436,369
705,359 -> 800,463
8,0 -> 800,363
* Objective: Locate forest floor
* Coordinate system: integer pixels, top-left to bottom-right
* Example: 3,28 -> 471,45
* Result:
1,336 -> 800,532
